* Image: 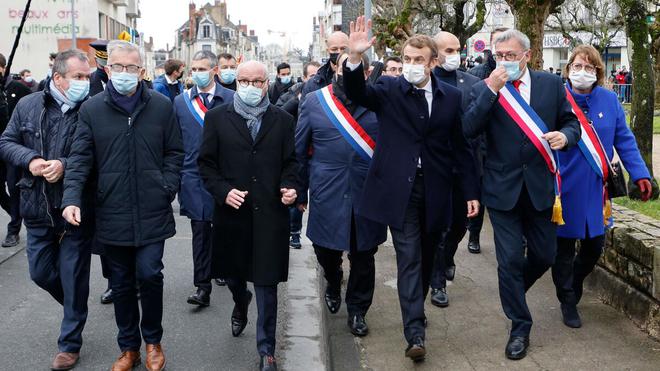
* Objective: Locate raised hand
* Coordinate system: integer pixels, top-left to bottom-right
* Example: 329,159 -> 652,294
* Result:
348,16 -> 376,56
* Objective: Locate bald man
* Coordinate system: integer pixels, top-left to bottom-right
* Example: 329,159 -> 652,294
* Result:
198,60 -> 299,371
300,31 -> 349,99
428,31 -> 483,308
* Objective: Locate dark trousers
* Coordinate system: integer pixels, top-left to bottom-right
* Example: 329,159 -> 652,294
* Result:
389,174 -> 441,343
191,220 -> 213,292
488,187 -> 557,337
551,235 -> 605,305
100,255 -> 112,283
26,224 -> 92,352
227,279 -> 278,356
431,177 -> 468,289
289,206 -> 303,235
104,241 -> 165,351
314,244 -> 378,316
5,164 -> 21,235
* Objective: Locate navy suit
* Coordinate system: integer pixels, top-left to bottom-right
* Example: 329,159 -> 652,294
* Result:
343,62 -> 478,343
463,69 -> 580,337
173,84 -> 234,292
429,67 -> 482,291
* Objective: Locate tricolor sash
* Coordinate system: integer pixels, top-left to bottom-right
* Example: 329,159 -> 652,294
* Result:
498,82 -> 565,225
564,86 -> 609,181
315,85 -> 376,161
182,88 -> 208,127
564,86 -> 613,225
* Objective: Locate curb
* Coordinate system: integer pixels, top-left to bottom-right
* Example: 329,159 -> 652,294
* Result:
281,238 -> 329,371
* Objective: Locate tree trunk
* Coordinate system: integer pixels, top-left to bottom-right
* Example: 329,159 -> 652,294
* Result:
620,0 -> 658,199
506,0 -> 556,69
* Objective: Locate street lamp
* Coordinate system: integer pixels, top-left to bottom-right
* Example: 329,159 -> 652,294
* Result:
71,0 -> 77,48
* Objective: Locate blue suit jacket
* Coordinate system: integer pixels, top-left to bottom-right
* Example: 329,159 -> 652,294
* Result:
296,87 -> 387,251
343,62 -> 479,232
558,85 -> 650,239
173,84 -> 234,221
463,69 -> 581,212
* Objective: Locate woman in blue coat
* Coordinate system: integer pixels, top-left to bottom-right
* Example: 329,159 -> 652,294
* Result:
552,45 -> 653,328
296,53 -> 387,337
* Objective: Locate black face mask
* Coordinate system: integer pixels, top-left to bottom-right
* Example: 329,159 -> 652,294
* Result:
329,53 -> 340,65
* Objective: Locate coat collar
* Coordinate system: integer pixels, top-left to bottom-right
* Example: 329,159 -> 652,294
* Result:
226,103 -> 276,146
398,73 -> 446,98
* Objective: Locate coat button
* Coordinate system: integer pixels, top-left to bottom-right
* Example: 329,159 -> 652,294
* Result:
408,176 -> 414,182
35,132 -> 40,138
254,206 -> 259,211
252,176 -> 257,182
252,150 -> 257,155
523,164 -> 528,170
343,194 -> 349,199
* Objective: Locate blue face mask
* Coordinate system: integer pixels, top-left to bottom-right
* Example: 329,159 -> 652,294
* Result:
111,72 -> 139,95
279,75 -> 291,85
192,71 -> 212,88
497,59 -> 525,82
220,69 -> 236,84
65,79 -> 90,103
237,85 -> 264,107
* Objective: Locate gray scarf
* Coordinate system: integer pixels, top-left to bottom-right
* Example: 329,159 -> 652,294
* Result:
233,92 -> 269,139
49,80 -> 74,113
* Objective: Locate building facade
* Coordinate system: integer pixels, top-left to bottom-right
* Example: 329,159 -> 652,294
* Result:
173,0 -> 259,68
1,0 -> 142,78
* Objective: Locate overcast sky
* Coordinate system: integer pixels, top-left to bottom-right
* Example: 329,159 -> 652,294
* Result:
137,0 -> 324,51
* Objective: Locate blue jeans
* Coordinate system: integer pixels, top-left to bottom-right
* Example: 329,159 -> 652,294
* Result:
26,223 -> 92,352
104,241 -> 165,351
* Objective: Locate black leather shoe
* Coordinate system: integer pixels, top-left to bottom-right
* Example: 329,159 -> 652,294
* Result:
348,314 -> 369,337
324,288 -> 341,314
231,290 -> 252,337
423,317 -> 428,328
561,303 -> 582,328
505,336 -> 530,360
290,234 -> 301,249
100,288 -> 113,304
445,265 -> 456,281
1,234 -> 19,248
187,288 -> 210,307
259,355 -> 277,371
405,337 -> 426,362
430,288 -> 449,307
467,239 -> 481,254
214,278 -> 227,286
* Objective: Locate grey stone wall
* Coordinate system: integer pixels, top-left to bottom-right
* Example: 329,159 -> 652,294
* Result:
585,204 -> 660,339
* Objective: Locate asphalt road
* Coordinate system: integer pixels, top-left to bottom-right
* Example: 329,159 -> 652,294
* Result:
0,207 -> 289,371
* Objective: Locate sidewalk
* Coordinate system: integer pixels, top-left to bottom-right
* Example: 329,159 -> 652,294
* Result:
346,219 -> 660,371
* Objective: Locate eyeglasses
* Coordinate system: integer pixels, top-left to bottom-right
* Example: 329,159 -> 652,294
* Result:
493,51 -> 527,62
387,67 -> 403,73
569,63 -> 597,74
108,64 -> 141,74
237,79 -> 266,88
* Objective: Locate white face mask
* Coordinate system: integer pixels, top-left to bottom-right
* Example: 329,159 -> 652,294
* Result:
441,54 -> 461,72
402,63 -> 427,85
569,70 -> 597,90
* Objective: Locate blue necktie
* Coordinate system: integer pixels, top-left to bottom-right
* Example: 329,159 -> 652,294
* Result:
199,93 -> 210,108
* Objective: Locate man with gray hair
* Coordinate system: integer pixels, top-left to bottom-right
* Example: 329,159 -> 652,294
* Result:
198,60 -> 298,371
173,50 -> 234,307
464,29 -> 580,360
62,40 -> 183,371
0,49 -> 93,370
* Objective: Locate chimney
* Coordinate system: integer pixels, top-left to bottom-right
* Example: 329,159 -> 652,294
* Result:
250,30 -> 255,37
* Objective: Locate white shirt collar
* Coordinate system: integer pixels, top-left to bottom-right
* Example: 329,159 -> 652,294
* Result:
164,74 -> 178,85
418,78 -> 433,94
517,66 -> 531,87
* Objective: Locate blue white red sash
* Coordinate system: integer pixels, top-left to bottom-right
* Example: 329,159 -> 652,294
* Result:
498,82 -> 564,224
182,88 -> 208,127
564,86 -> 609,181
315,85 -> 375,161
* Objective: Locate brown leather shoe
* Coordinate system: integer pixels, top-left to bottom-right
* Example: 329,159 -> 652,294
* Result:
145,344 -> 166,371
51,352 -> 79,370
111,351 -> 141,371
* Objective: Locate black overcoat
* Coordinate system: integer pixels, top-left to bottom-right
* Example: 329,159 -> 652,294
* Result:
198,103 -> 298,286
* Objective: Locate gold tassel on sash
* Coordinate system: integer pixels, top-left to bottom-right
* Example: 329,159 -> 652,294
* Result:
604,199 -> 612,226
551,195 -> 565,225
